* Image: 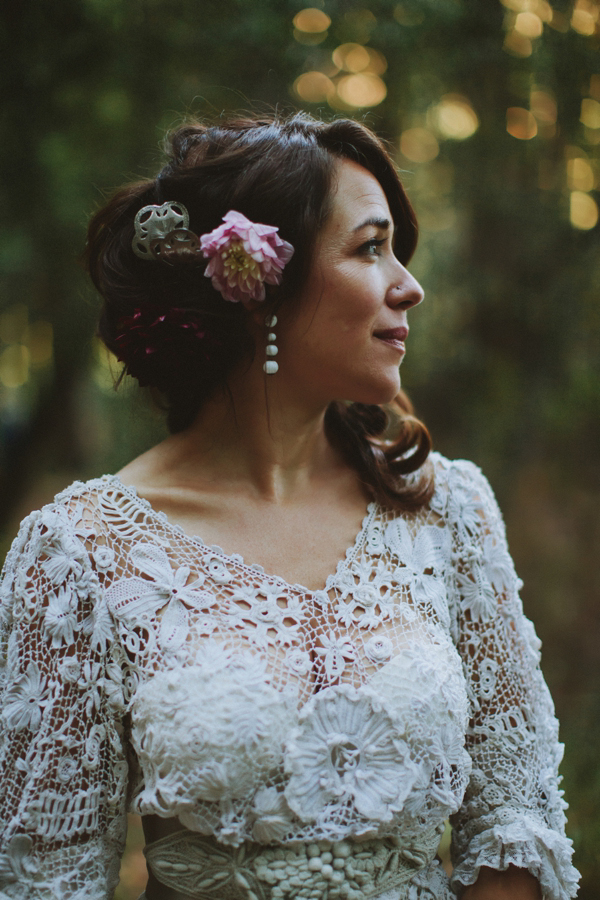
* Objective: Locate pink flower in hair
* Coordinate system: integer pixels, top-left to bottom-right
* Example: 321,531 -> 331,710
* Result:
200,210 -> 294,305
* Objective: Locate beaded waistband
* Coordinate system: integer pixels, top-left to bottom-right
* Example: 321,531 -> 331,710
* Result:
143,825 -> 444,900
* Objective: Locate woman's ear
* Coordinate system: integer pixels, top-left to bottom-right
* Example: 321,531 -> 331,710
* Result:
244,301 -> 276,329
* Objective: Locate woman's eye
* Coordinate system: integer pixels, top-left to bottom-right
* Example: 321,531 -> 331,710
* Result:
361,238 -> 387,257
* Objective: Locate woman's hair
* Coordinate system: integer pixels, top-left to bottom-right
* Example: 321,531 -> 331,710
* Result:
85,111 -> 433,510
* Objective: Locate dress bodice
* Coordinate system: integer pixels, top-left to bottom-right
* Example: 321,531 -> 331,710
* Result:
0,453 -> 580,900
129,636 -> 471,845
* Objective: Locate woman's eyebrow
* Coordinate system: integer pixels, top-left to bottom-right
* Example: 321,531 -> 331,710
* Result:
352,216 -> 391,233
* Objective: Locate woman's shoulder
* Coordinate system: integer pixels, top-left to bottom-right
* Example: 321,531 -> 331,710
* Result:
26,474 -> 126,540
51,472 -> 122,505
428,450 -> 495,498
0,477 -> 124,636
1,474 -> 130,576
428,449 -> 485,483
422,450 -> 502,530
22,471 -> 156,524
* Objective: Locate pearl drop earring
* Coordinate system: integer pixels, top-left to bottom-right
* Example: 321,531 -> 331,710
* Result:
263,314 -> 279,374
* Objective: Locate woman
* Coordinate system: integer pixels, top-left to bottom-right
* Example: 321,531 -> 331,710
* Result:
0,113 -> 579,899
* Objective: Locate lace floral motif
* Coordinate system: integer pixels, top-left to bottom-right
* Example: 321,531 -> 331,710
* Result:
2,662 -> 49,732
43,586 -> 80,648
0,835 -> 38,888
131,642 -> 295,835
0,456 -> 580,899
106,543 -> 215,653
285,683 -> 421,827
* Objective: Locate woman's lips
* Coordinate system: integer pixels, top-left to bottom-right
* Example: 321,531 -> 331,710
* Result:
374,327 -> 408,352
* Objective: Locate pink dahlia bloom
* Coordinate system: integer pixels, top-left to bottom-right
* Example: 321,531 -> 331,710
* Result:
200,210 -> 294,305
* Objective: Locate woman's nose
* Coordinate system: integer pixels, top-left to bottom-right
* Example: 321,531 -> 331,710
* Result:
387,268 -> 424,310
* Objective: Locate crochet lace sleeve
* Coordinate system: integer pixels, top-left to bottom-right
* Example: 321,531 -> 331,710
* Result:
0,500 -> 129,899
443,460 -> 580,900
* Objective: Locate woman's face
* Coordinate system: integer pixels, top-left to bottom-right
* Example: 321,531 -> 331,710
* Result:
277,158 -> 424,408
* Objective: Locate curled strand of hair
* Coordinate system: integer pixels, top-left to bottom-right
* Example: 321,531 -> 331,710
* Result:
324,399 -> 433,512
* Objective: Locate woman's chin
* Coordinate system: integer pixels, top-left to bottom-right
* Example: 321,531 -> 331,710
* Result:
344,374 -> 402,407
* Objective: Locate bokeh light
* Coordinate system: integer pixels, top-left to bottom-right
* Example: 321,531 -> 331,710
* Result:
514,11 -> 543,37
503,30 -> 533,56
399,128 -> 440,163
570,190 -> 599,228
293,71 -> 335,103
581,98 -> 600,128
336,73 -> 386,108
364,49 -> 387,76
293,8 -> 331,33
506,107 -> 538,139
400,127 -> 440,163
332,43 -> 369,73
530,89 -> 557,125
429,95 -> 479,140
567,157 -> 596,191
537,0 -> 553,22
0,306 -> 53,383
332,44 -> 387,75
500,0 -> 553,19
571,0 -> 598,35
0,345 -> 30,389
293,8 -> 330,44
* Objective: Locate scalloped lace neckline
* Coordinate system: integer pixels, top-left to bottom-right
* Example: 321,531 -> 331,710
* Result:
103,474 -> 378,595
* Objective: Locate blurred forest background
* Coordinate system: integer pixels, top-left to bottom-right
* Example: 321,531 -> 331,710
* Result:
1,0 -> 598,896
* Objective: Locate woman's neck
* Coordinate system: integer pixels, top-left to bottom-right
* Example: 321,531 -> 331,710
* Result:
148,359 -> 344,504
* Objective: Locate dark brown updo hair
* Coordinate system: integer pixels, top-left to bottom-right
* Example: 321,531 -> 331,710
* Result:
85,111 -> 433,510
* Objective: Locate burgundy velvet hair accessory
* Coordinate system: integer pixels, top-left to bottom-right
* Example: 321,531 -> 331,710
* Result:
114,306 -> 220,391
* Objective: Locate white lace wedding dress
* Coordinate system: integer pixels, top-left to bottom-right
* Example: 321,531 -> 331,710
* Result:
0,453 -> 579,899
